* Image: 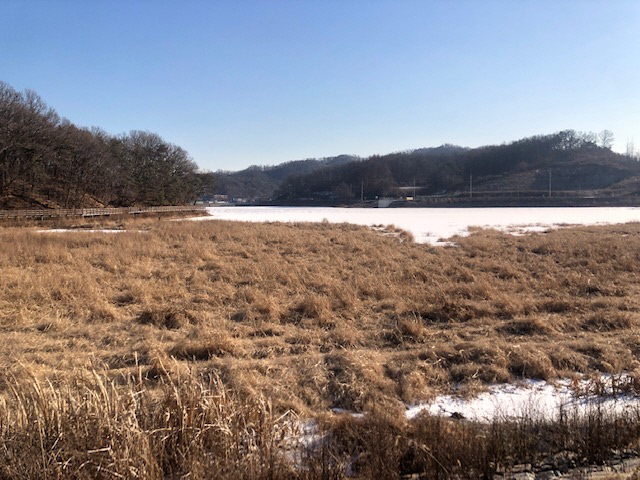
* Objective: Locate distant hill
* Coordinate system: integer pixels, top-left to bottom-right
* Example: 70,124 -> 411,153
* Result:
214,155 -> 358,199
214,147 -> 472,200
6,78 -> 634,210
268,131 -> 640,202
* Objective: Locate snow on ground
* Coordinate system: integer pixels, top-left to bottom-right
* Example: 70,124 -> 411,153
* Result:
192,206 -> 640,244
407,376 -> 640,422
35,229 -> 130,233
283,375 -> 640,466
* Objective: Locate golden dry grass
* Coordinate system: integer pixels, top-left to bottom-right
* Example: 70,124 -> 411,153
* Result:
0,367 -> 299,479
3,217 -> 640,478
1,217 -> 640,415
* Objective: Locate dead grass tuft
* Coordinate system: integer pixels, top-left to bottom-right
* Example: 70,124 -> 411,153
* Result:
583,311 -> 636,331
498,317 -> 553,336
137,308 -> 193,329
507,349 -> 555,379
169,336 -> 239,361
283,294 -> 332,326
538,298 -> 574,313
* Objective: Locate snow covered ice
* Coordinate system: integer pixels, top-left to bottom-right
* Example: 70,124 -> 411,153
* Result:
196,206 -> 640,245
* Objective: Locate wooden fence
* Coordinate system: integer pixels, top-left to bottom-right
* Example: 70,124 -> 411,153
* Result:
0,205 -> 206,219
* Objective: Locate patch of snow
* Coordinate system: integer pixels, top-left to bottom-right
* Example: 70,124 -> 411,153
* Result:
282,376 -> 640,470
330,408 -> 365,418
35,229 -> 145,233
505,225 -> 553,235
185,206 -> 640,245
282,419 -> 327,468
408,376 -> 640,422
36,229 -> 124,233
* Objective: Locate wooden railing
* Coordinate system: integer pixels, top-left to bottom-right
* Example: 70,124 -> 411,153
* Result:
0,205 -> 206,219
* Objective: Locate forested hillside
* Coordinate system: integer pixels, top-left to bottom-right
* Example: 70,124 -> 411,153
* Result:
5,78 -> 637,209
0,81 -> 215,209
272,131 -> 640,201
215,155 -> 357,199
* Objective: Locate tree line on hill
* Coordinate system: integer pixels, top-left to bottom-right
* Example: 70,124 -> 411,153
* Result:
270,130 -> 639,201
214,155 -> 357,200
4,80 -> 635,208
0,81 -> 215,208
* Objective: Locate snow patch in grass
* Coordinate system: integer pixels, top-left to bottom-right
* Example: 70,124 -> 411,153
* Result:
35,229 -> 146,233
408,376 -> 640,422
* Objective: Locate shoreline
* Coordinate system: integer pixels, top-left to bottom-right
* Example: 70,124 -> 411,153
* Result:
254,196 -> 640,208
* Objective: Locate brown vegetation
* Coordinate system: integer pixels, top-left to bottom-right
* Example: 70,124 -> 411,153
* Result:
2,218 -> 640,477
2,219 -> 640,410
2,368 -> 640,479
0,368 -> 300,479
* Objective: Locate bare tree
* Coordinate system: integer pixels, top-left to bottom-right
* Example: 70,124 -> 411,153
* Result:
626,139 -> 639,160
0,83 -> 62,196
598,129 -> 615,149
120,131 -> 200,205
580,131 -> 598,147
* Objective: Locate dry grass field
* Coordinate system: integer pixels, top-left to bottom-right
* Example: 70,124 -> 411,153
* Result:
2,216 -> 640,478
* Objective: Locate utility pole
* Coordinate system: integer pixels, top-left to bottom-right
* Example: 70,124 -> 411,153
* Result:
413,178 -> 416,200
548,170 -> 552,197
469,173 -> 473,198
361,181 -> 364,202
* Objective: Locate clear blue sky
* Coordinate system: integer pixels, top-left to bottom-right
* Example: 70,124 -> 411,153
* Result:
2,1 -> 639,171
